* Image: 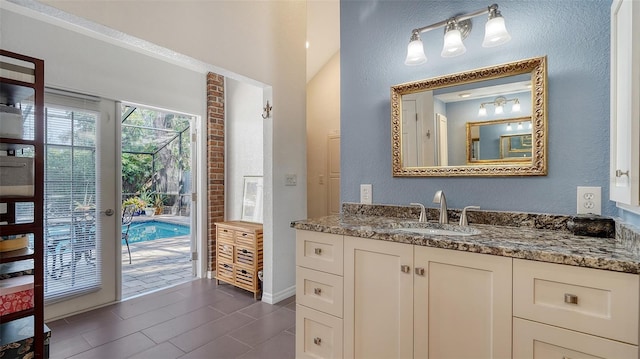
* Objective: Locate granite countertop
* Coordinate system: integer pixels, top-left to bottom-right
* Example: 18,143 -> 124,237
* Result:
291,214 -> 640,274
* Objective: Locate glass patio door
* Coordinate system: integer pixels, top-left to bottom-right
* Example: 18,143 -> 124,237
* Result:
42,92 -> 117,317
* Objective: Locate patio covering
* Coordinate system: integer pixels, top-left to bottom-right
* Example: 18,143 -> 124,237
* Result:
121,104 -> 192,212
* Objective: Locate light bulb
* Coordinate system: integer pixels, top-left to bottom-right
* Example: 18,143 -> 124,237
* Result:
405,34 -> 427,65
506,123 -> 512,131
482,12 -> 511,47
441,28 -> 466,57
478,105 -> 487,117
512,99 -> 521,112
495,104 -> 504,114
517,122 -> 523,130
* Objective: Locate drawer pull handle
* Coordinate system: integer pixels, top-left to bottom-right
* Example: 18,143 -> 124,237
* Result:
401,265 -> 410,273
242,249 -> 248,254
241,269 -> 247,274
242,233 -> 248,237
564,293 -> 578,305
313,337 -> 322,345
314,248 -> 322,255
314,287 -> 322,295
415,267 -> 425,276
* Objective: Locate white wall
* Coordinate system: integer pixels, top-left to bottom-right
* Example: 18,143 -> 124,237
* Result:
33,0 -> 307,303
307,52 -> 340,218
226,78 -> 263,220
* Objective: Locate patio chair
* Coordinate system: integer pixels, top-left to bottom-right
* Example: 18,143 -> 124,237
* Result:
71,211 -> 96,286
122,205 -> 136,264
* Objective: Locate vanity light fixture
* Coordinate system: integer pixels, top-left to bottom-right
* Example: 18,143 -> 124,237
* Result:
512,98 -> 521,112
478,104 -> 488,117
477,96 -> 520,117
405,3 -> 511,65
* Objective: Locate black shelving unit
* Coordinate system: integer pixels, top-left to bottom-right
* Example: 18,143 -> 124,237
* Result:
0,49 -> 47,358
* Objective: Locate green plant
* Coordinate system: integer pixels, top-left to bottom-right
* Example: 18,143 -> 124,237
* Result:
123,196 -> 146,211
138,189 -> 154,208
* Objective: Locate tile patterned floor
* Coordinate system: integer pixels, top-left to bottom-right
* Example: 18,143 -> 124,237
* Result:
122,234 -> 193,299
47,279 -> 296,359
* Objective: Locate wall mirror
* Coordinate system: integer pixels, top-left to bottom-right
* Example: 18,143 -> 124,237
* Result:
391,56 -> 547,176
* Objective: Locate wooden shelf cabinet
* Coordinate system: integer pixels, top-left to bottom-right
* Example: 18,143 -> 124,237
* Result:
214,221 -> 263,299
0,49 -> 47,358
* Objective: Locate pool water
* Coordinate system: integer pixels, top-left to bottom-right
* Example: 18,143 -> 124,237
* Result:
124,221 -> 190,244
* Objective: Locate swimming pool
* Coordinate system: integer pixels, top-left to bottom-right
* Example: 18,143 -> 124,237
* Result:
124,221 -> 190,244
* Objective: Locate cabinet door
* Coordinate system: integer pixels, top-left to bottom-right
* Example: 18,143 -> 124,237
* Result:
344,236 -> 413,359
414,247 -> 512,359
513,318 -> 638,359
610,0 -> 640,205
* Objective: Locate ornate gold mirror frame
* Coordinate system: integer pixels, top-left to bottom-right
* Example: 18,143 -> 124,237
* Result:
391,56 -> 547,176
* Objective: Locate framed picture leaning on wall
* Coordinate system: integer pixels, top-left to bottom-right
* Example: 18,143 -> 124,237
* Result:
241,176 -> 263,223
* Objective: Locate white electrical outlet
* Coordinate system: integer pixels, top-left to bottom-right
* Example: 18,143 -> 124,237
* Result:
360,184 -> 372,204
577,186 -> 601,215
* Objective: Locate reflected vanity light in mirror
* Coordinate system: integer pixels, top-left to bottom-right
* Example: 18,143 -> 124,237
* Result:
391,56 -> 547,177
478,96 -> 520,117
405,4 -> 511,66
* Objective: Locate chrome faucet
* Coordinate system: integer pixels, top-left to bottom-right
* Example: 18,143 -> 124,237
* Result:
432,190 -> 448,224
410,203 -> 427,222
460,206 -> 480,226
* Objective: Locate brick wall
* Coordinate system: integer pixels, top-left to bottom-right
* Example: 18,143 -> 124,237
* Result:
207,72 -> 225,272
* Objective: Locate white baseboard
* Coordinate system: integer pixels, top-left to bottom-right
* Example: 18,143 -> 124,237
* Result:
261,284 -> 295,304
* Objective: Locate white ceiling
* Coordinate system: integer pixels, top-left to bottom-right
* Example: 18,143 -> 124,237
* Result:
306,0 -> 340,83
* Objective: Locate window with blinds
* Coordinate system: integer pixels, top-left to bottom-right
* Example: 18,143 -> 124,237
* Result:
41,95 -> 101,303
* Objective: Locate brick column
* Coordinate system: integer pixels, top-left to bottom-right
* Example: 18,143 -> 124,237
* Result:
207,72 -> 225,273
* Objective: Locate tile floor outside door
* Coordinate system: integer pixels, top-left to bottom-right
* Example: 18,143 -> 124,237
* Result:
47,279 -> 295,359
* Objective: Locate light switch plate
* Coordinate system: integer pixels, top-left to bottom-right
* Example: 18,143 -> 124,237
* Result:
285,174 -> 297,186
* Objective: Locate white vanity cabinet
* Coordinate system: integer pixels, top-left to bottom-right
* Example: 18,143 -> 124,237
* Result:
610,0 -> 640,205
296,230 -> 344,359
342,236 -> 511,359
413,246 -> 512,359
343,236 -> 414,359
513,259 -> 639,358
296,229 -> 640,358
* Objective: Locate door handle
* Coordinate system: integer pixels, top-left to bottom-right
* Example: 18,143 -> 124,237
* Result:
101,209 -> 115,216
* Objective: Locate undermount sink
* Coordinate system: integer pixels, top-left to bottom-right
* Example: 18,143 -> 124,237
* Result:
395,224 -> 481,236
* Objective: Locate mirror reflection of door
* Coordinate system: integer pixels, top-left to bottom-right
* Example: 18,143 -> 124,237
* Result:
436,113 -> 448,166
328,134 -> 340,215
402,92 -> 436,167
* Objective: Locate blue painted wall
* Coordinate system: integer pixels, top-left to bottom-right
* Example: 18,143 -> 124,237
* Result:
340,0 -> 615,216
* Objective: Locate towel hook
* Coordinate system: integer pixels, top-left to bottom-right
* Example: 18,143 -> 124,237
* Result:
262,101 -> 273,119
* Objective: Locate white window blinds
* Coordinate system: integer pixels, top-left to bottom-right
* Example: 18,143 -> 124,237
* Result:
42,92 -> 101,303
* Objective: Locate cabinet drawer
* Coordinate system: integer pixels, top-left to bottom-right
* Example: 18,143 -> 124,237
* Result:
236,246 -> 262,269
513,259 -> 639,344
296,304 -> 343,359
234,266 -> 258,290
217,242 -> 234,262
216,261 -> 234,282
297,266 -> 343,318
513,318 -> 638,359
296,230 -> 343,275
217,227 -> 234,243
235,231 -> 256,247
